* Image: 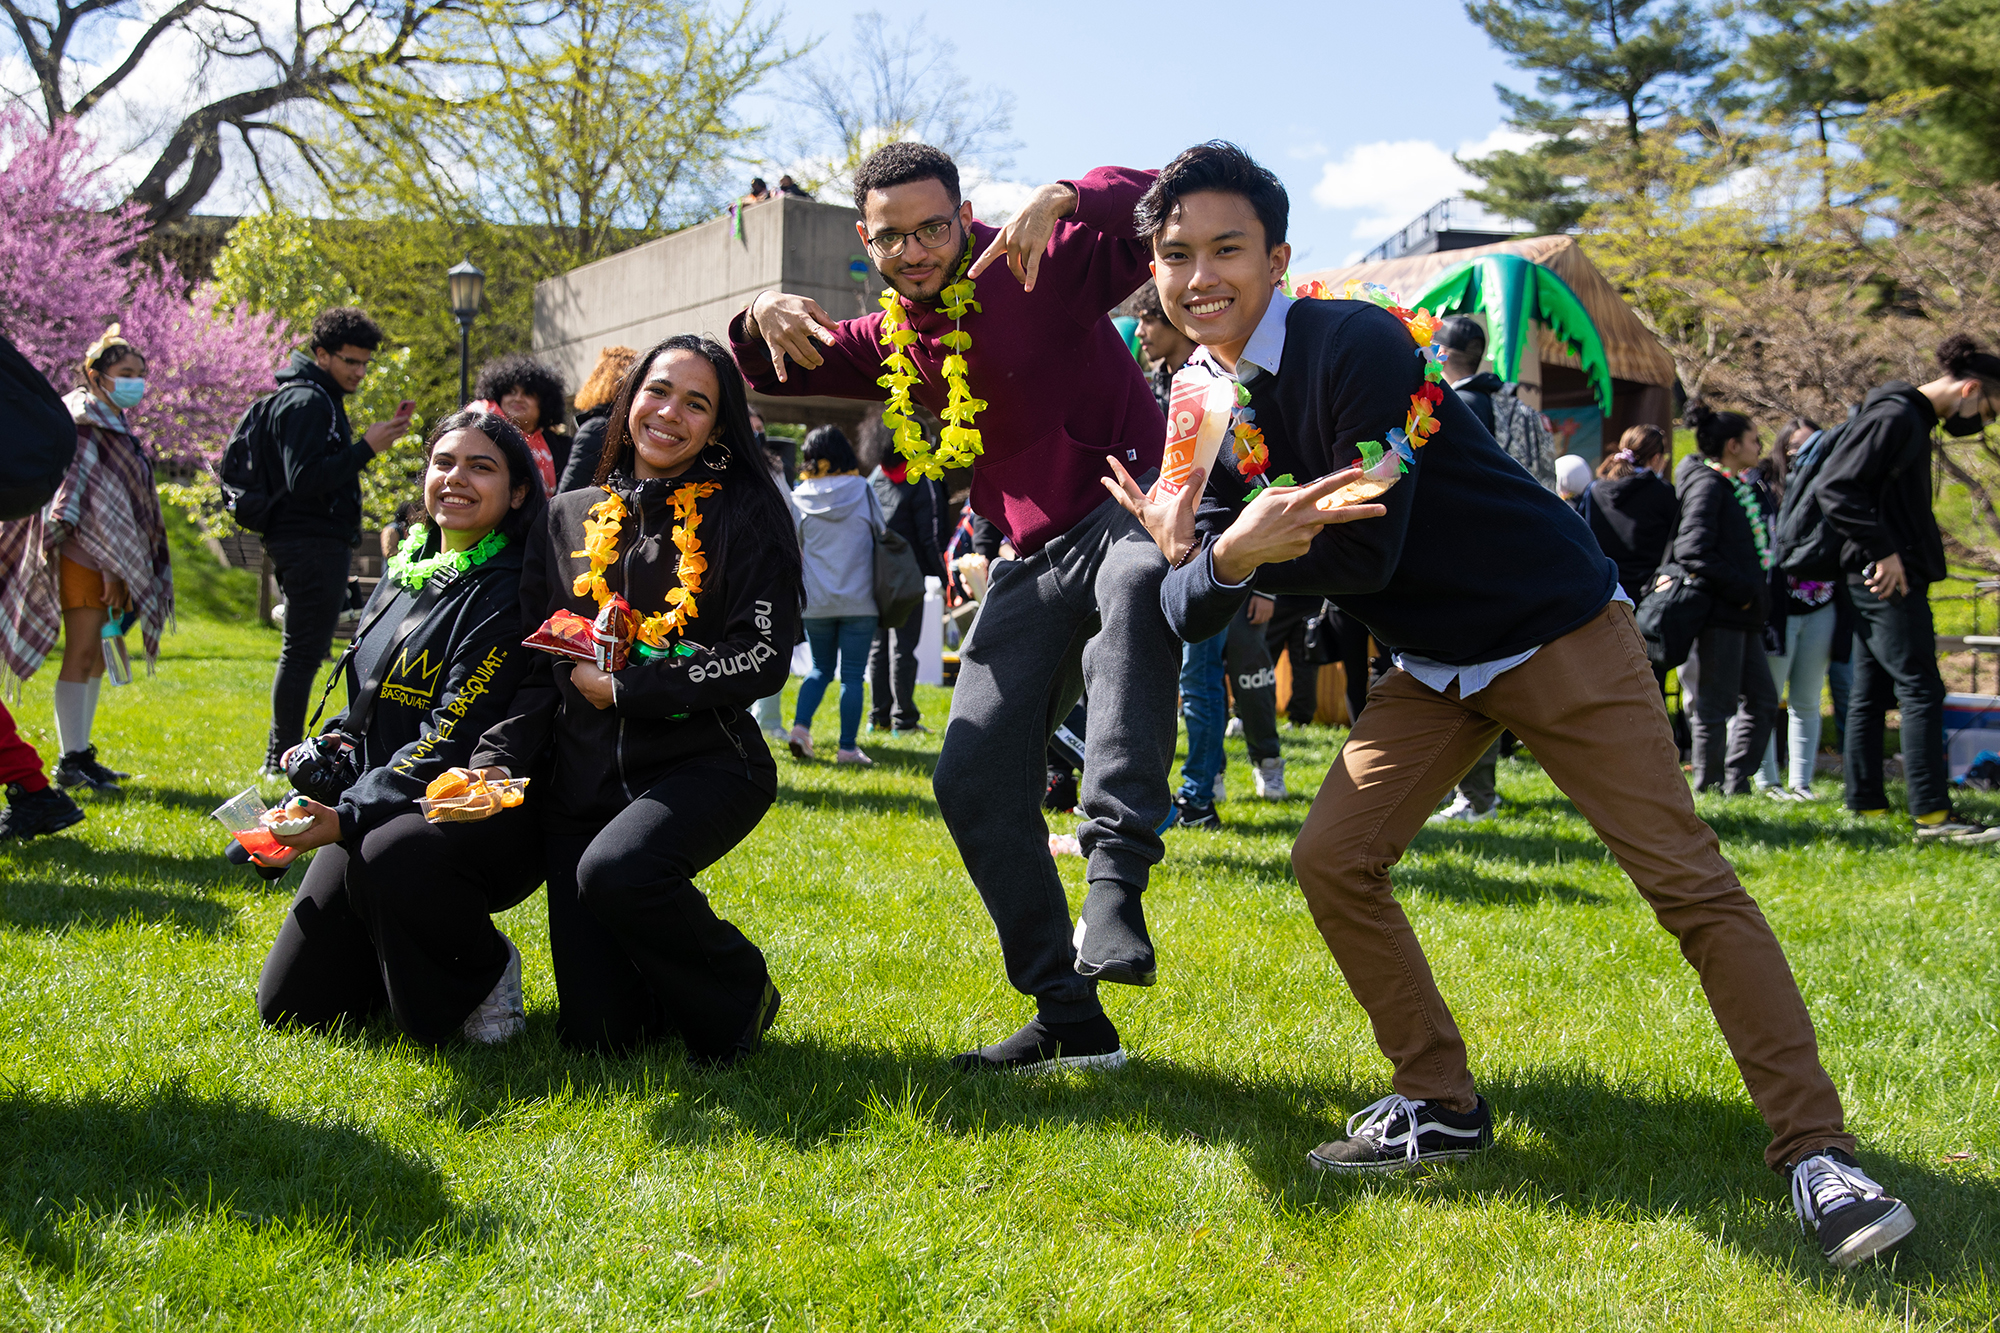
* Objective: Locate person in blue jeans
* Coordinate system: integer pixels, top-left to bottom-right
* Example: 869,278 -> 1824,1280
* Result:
789,426 -> 881,765
1172,630 -> 1227,828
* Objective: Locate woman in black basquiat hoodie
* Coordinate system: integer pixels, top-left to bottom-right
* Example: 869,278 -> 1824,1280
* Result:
465,334 -> 804,1063
257,409 -> 544,1045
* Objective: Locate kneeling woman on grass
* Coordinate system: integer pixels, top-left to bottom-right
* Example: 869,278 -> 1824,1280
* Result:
463,334 -> 803,1063
256,410 -> 546,1044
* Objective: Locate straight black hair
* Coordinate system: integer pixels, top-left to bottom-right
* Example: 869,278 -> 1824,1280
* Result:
1133,141 -> 1288,250
419,408 -> 547,548
594,334 -> 804,609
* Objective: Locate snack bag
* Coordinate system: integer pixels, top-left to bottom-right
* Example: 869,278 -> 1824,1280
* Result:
523,608 -> 600,662
591,594 -> 632,672
1159,370 -> 1236,496
1316,445 -> 1406,511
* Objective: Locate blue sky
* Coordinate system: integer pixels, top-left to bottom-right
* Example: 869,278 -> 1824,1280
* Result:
751,0 -> 1533,267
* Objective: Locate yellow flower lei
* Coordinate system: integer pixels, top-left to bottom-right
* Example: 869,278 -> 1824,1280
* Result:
570,481 -> 722,652
876,248 -> 986,481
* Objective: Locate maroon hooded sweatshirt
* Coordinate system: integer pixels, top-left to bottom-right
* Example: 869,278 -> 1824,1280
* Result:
728,166 -> 1164,557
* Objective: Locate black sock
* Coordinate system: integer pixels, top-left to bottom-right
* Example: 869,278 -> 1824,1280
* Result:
1074,879 -> 1154,979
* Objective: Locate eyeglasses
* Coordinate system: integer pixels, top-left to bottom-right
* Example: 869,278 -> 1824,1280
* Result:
865,218 -> 956,260
331,351 -> 372,373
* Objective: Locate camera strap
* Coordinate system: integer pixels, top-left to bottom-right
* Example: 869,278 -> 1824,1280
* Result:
305,571 -> 455,739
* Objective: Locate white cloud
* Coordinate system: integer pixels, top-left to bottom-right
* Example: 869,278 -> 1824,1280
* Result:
962,166 -> 1038,225
1308,126 -> 1541,245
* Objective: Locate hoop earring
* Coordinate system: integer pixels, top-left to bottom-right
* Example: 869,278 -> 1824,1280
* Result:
705,435 -> 734,469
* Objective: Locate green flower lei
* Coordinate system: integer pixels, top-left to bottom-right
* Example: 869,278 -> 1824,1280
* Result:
384,527 -> 508,591
1701,457 -> 1773,571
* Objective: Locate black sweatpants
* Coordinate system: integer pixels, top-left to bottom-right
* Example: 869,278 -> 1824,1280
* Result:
547,762 -> 773,1058
1263,595 -> 1322,726
867,622 -> 922,730
266,536 -> 355,756
256,806 -> 544,1043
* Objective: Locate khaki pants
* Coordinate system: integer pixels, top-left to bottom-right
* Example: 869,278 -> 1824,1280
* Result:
1293,601 -> 1853,1171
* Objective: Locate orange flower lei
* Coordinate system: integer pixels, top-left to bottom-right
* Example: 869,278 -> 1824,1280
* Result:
571,481 -> 722,652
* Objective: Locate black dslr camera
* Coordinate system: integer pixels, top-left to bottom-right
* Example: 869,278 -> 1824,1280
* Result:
282,731 -> 362,806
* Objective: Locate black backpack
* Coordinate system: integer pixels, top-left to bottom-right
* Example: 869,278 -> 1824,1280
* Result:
1772,405 -> 1915,581
1771,421 -> 1851,580
216,381 -> 335,534
0,330 -> 76,522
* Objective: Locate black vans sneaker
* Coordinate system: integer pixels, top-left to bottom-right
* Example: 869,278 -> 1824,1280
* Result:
0,783 -> 86,841
950,1013 -> 1126,1074
1306,1093 -> 1493,1173
1790,1149 -> 1915,1268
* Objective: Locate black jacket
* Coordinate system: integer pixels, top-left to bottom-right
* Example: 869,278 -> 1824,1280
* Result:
1671,455 -> 1769,630
1164,298 -> 1618,663
327,538 -> 533,842
1586,470 -> 1678,603
1452,370 -> 1502,434
558,406 -> 610,493
1815,381 -> 1946,584
872,468 -> 948,580
469,462 -> 801,832
264,351 -> 373,545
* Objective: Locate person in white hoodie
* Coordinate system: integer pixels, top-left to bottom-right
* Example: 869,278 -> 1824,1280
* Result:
789,426 -> 882,765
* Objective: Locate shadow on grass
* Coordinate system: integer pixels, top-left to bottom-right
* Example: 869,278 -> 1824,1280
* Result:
0,1079 -> 483,1274
622,1044 -> 1991,1317
0,835 -> 274,934
774,781 -> 943,821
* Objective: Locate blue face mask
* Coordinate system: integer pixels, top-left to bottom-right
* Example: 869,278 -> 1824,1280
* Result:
107,377 -> 147,409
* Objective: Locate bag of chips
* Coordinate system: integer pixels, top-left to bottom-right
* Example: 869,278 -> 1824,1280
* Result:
591,595 -> 632,672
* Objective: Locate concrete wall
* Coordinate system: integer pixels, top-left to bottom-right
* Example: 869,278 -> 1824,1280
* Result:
534,197 -> 883,432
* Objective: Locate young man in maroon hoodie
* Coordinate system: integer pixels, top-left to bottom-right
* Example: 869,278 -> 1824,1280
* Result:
730,142 -> 1185,1070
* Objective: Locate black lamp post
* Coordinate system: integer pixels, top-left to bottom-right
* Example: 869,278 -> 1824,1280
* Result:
447,258 -> 485,405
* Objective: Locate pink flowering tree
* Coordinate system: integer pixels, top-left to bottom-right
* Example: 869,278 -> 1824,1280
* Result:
0,109 -> 289,471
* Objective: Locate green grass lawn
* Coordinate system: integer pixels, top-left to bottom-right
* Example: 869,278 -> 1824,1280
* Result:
3,613 -> 1999,1331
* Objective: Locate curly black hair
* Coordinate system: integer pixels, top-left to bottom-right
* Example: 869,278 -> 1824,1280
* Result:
853,141 -> 960,215
473,352 -> 568,436
309,306 -> 383,354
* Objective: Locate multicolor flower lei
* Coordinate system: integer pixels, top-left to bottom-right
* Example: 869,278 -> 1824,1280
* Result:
877,247 -> 986,481
1701,457 -> 1773,570
385,527 -> 507,592
1292,278 -> 1447,475
571,481 -> 723,653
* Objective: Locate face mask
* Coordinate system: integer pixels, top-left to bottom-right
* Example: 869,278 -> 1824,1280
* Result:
1944,403 -> 1989,437
106,377 -> 146,409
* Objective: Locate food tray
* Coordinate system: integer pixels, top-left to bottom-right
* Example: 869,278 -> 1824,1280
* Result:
417,777 -> 529,824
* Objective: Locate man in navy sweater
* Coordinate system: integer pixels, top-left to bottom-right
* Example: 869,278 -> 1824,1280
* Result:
1104,142 -> 1912,1271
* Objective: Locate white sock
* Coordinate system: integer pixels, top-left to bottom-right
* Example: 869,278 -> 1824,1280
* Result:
53,680 -> 89,756
81,676 -> 101,748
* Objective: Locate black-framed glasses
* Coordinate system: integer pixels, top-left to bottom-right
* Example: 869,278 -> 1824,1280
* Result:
331,351 -> 372,373
865,218 -> 956,259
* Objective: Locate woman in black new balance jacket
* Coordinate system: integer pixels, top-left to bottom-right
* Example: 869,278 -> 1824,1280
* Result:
467,333 -> 804,1063
257,409 -> 545,1045
1672,400 -> 1777,794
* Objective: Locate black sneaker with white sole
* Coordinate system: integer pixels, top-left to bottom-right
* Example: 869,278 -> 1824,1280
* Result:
1306,1092 -> 1494,1173
950,1013 -> 1126,1073
1790,1149 -> 1915,1268
55,746 -> 124,793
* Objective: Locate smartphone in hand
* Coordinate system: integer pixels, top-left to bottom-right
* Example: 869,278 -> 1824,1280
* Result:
396,399 -> 417,417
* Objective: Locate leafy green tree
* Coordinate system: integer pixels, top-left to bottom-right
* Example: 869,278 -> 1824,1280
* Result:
1859,0 -> 2000,187
1460,0 -> 1725,227
1719,0 -> 1874,207
313,0 -> 790,275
